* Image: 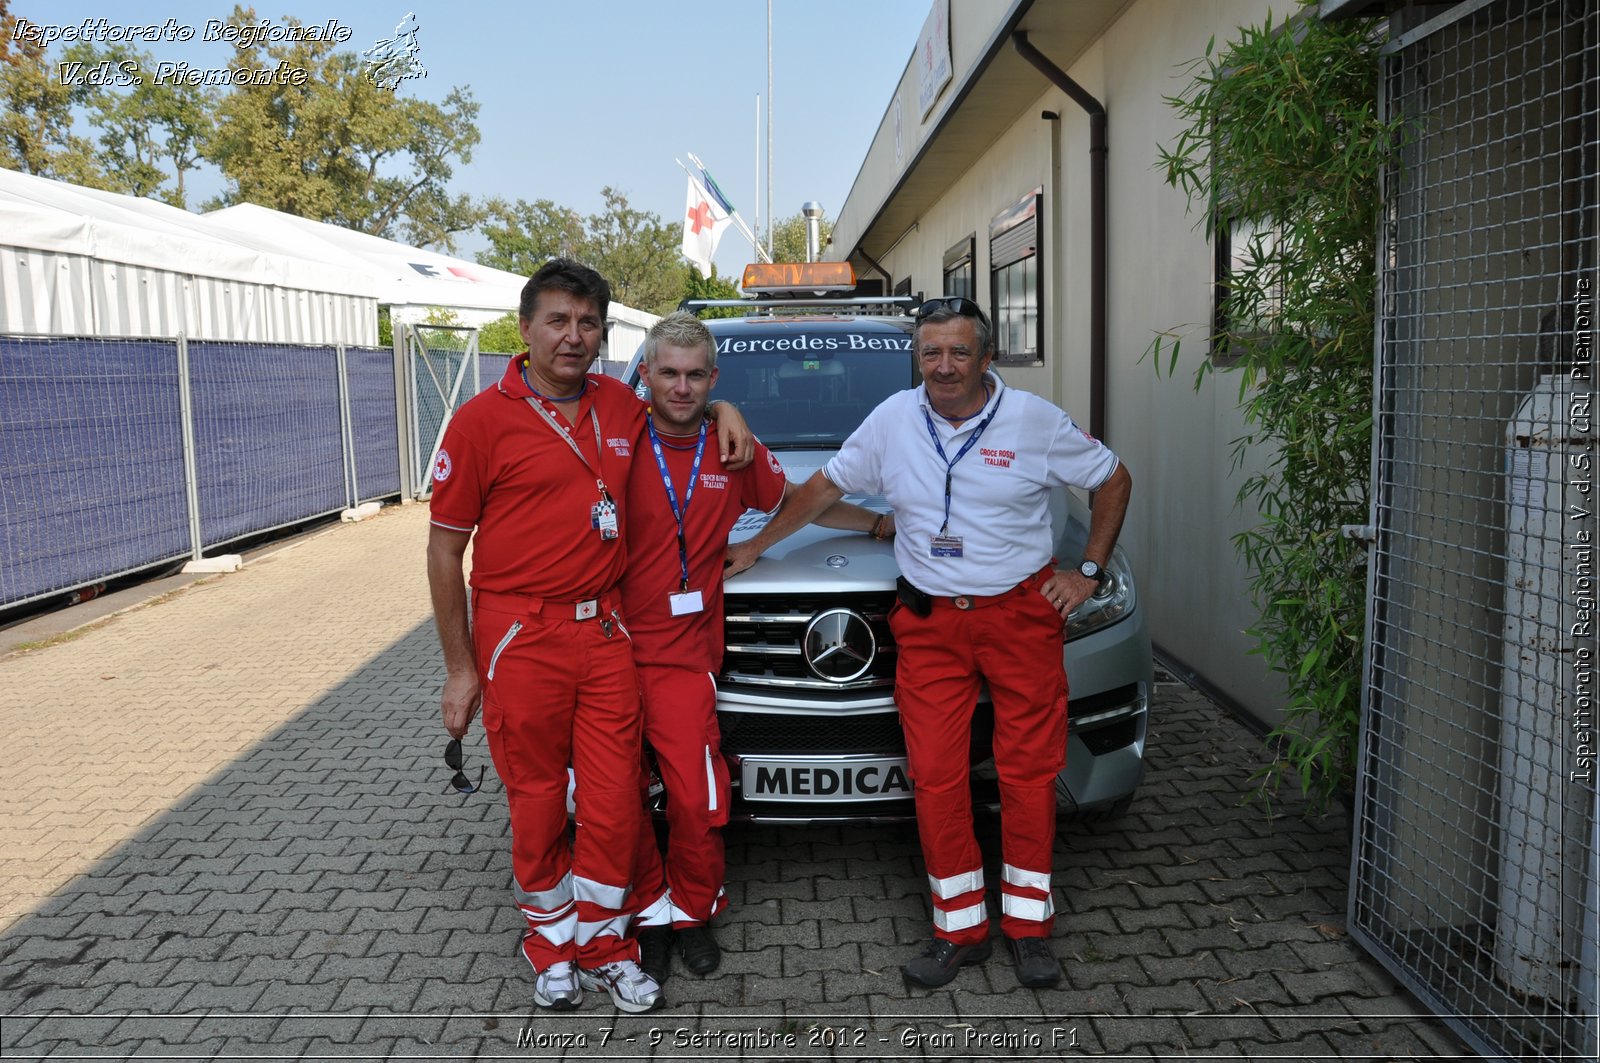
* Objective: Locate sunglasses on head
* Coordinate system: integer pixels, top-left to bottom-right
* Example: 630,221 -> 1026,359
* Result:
914,297 -> 990,327
444,737 -> 486,795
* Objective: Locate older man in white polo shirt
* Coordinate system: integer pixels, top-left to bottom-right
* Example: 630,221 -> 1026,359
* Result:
725,296 -> 1132,990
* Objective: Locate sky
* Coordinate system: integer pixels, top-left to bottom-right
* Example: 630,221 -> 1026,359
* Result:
28,0 -> 932,278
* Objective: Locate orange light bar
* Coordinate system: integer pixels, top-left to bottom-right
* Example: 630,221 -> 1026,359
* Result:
741,261 -> 856,293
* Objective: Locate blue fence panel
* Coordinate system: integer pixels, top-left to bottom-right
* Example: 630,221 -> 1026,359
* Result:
480,353 -> 512,392
0,336 -> 190,608
187,342 -> 346,548
345,346 -> 401,502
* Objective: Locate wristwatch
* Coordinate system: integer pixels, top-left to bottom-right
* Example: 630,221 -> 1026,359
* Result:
1077,559 -> 1103,581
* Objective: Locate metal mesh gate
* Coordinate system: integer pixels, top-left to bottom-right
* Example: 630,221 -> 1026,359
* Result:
1353,1 -> 1597,1059
405,323 -> 479,499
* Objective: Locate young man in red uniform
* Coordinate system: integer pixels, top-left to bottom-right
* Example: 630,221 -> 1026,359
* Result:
621,313 -> 884,982
426,262 -> 750,1014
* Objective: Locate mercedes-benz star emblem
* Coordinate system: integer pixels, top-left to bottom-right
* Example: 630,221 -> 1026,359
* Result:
802,608 -> 877,683
826,555 -> 848,568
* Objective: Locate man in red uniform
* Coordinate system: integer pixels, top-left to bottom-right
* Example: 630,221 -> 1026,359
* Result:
621,312 -> 884,982
426,261 -> 750,1014
727,298 -> 1132,991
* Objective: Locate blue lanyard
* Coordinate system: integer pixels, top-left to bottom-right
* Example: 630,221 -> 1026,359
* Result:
921,387 -> 1002,535
646,418 -> 707,593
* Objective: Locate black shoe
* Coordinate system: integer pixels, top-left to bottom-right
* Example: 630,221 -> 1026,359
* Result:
1008,935 -> 1061,988
637,926 -> 672,984
903,937 -> 992,987
677,924 -> 721,975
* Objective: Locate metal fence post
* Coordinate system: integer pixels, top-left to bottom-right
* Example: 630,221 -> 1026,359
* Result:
174,332 -> 204,560
393,320 -> 414,501
335,344 -> 358,509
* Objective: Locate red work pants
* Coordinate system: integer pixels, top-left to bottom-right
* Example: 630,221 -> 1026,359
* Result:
630,665 -> 731,927
888,576 -> 1068,945
472,591 -> 642,970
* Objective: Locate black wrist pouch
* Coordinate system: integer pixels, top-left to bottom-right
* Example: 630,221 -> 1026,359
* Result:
895,576 -> 933,618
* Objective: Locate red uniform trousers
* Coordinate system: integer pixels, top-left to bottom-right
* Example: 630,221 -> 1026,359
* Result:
888,570 -> 1068,945
629,665 -> 731,927
472,590 -> 643,970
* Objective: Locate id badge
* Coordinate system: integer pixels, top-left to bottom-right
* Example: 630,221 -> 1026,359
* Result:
592,499 -> 619,540
929,534 -> 964,558
669,590 -> 704,616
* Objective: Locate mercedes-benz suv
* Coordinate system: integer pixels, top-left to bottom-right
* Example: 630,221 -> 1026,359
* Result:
626,266 -> 1150,823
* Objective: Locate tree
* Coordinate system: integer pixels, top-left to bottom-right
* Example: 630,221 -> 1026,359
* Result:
682,266 -> 744,319
1148,2 -> 1398,812
62,43 -> 215,207
477,312 -> 524,354
0,0 -> 105,183
477,187 -> 688,316
585,187 -> 688,315
205,6 -> 482,249
478,197 -> 587,274
768,210 -> 833,264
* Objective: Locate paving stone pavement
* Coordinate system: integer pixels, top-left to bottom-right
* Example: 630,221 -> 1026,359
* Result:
0,502 -> 1473,1062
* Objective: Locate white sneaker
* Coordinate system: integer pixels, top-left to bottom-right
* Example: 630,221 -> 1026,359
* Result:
578,959 -> 663,1013
533,960 -> 582,1010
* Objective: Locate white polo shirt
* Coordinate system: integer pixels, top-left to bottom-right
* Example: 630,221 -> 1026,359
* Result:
824,371 -> 1119,597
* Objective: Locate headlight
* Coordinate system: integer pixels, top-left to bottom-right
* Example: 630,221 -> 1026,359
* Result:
1065,558 -> 1135,639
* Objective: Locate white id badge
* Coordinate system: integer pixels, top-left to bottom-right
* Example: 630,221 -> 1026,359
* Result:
592,499 -> 619,540
669,590 -> 704,616
929,534 -> 964,558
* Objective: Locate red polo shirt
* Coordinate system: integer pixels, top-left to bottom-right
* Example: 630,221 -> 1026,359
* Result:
622,422 -> 786,670
430,355 -> 644,599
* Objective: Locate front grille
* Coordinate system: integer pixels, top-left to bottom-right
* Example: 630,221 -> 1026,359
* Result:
720,703 -> 996,760
720,710 -> 904,754
721,591 -> 897,693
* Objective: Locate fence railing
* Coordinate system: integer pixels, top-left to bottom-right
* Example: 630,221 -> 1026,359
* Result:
0,333 -> 403,611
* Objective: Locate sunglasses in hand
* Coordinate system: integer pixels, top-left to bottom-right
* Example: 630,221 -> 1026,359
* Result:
444,737 -> 486,795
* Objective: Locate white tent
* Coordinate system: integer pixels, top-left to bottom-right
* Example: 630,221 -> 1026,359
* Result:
0,169 -> 381,345
204,203 -> 658,362
203,203 -> 658,363
204,203 -> 527,328
0,171 -> 658,358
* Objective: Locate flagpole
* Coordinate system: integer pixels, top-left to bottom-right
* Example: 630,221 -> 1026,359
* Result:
766,0 -> 773,260
754,93 -> 761,262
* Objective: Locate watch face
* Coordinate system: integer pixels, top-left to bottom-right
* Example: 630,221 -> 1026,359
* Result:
1079,560 -> 1101,580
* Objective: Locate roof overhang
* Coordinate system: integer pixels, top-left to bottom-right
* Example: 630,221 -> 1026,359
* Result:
841,0 -> 1132,265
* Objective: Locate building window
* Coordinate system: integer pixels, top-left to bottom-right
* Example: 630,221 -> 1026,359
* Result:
989,188 -> 1042,364
1212,212 -> 1283,367
942,236 -> 975,301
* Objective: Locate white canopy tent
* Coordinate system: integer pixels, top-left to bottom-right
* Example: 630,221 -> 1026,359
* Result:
203,203 -> 658,363
0,169 -> 381,345
0,171 -> 658,358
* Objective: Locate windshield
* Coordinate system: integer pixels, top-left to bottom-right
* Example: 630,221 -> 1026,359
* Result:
708,329 -> 915,448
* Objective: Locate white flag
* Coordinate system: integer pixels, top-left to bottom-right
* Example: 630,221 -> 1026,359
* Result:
682,174 -> 732,277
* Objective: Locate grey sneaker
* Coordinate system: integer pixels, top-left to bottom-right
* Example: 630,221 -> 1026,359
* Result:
578,959 -> 664,1013
1008,935 -> 1062,988
532,960 -> 582,1010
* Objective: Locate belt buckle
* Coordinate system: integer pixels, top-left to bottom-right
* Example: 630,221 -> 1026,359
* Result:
953,595 -> 973,610
575,600 -> 598,620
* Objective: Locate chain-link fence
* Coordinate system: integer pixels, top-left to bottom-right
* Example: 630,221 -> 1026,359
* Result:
0,334 -> 404,611
1353,1 -> 1597,1059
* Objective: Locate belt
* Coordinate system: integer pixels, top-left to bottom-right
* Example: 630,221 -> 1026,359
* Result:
930,564 -> 1055,612
474,588 -> 618,621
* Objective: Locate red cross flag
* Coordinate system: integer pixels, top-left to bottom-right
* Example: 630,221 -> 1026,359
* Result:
682,174 -> 732,277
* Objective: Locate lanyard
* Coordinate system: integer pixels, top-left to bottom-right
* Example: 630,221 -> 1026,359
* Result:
921,387 -> 1002,535
646,418 -> 707,593
523,395 -> 612,502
